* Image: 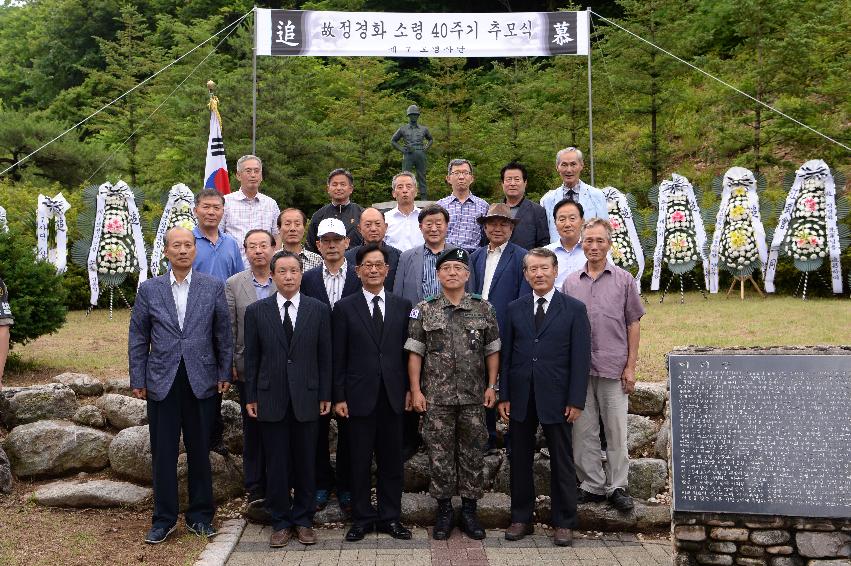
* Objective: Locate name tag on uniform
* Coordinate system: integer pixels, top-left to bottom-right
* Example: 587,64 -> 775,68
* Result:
409,308 -> 420,319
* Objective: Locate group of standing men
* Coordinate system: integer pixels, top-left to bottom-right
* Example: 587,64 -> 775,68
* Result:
127,147 -> 644,549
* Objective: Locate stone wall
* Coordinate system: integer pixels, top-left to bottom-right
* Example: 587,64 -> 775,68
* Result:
674,512 -> 851,566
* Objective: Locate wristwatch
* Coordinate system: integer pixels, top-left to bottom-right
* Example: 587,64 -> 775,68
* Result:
488,383 -> 499,391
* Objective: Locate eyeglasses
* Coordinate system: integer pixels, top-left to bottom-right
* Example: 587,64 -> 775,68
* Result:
449,170 -> 472,177
359,262 -> 387,270
246,243 -> 271,250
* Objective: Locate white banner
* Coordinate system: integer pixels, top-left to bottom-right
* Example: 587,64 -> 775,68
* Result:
256,9 -> 589,58
36,192 -> 71,273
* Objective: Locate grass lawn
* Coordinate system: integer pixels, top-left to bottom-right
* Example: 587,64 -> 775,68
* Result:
7,293 -> 851,384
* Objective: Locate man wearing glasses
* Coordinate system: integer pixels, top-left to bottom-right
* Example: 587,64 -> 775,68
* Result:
436,159 -> 490,253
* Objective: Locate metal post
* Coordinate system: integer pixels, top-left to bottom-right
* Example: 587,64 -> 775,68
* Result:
252,6 -> 257,154
586,8 -> 594,186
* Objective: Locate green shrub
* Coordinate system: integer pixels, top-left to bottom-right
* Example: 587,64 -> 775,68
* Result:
0,228 -> 68,346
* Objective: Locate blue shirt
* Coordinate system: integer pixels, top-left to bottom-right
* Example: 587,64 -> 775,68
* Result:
421,245 -> 441,299
435,193 -> 489,252
192,226 -> 243,282
540,180 -> 609,244
545,239 -> 587,288
252,274 -> 273,301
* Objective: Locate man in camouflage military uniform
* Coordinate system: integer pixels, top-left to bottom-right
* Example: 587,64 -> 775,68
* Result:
405,248 -> 500,541
0,276 -> 13,389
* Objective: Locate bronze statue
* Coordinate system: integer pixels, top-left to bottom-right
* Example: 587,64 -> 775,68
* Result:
391,105 -> 433,200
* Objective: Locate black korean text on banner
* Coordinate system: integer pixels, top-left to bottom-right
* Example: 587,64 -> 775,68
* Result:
256,10 -> 589,58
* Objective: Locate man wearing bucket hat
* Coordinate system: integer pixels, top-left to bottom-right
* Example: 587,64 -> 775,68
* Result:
468,203 -> 531,453
405,247 -> 501,541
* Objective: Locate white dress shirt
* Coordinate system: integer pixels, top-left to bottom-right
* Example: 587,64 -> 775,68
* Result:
545,239 -> 587,288
481,242 -> 506,301
384,206 -> 424,252
532,286 -> 557,315
169,270 -> 192,330
362,287 -> 386,319
276,291 -> 300,326
323,259 -> 348,307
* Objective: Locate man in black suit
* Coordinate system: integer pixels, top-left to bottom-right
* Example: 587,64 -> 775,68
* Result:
244,251 -> 332,548
332,243 -> 414,542
344,207 -> 402,291
498,247 -> 591,547
300,217 -> 361,514
501,162 -> 550,250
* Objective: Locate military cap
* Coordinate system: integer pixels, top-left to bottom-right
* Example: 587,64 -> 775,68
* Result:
406,104 -> 421,115
435,247 -> 469,269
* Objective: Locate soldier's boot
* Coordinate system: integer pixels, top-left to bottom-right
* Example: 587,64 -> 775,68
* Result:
432,498 -> 454,540
460,497 -> 486,540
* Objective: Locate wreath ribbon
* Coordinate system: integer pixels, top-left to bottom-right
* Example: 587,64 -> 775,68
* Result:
602,187 -> 645,293
36,193 -> 71,273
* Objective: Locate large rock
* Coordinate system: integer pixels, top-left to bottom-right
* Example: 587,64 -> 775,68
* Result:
33,479 -> 152,508
0,445 -> 12,494
533,452 -> 550,496
628,458 -> 668,500
0,384 -> 78,428
52,373 -> 104,397
178,452 -> 243,507
103,377 -> 134,398
400,492 -> 436,525
95,394 -> 148,430
477,492 -> 511,528
314,500 -> 346,525
221,400 -> 243,455
627,414 -> 659,456
493,454 -> 510,494
655,418 -> 671,460
3,420 -> 112,478
628,382 -> 667,416
536,498 -> 671,532
795,532 -> 851,558
73,405 -> 106,428
403,450 -> 430,492
109,425 -> 153,483
482,452 -> 502,490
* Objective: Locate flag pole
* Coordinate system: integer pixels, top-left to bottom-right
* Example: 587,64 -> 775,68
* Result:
586,8 -> 594,186
252,6 -> 258,155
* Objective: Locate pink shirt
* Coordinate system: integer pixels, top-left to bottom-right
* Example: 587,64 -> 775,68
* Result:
562,262 -> 644,379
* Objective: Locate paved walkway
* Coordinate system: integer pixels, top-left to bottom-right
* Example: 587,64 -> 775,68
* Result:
226,525 -> 672,566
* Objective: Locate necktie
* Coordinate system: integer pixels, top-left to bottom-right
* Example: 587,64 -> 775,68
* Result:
372,296 -> 384,337
283,300 -> 294,343
535,297 -> 546,331
565,188 -> 577,201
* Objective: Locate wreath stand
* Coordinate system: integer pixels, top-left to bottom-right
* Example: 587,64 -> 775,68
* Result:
792,271 -> 831,301
725,275 -> 765,300
659,272 -> 708,304
85,285 -> 132,320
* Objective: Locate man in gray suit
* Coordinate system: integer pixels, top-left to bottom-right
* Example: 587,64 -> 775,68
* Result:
225,229 -> 276,504
244,251 -> 332,548
392,204 -> 455,458
129,227 -> 233,544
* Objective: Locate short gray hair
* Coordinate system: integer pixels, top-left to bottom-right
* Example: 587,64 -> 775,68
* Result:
447,158 -> 474,176
392,171 -> 418,190
523,247 -> 558,270
555,147 -> 584,166
237,155 -> 263,171
581,217 -> 613,243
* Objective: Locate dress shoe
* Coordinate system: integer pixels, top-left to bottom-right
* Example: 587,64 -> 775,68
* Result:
247,488 -> 265,504
144,524 -> 176,544
577,488 -> 607,504
187,522 -> 217,538
553,527 -> 573,547
460,497 -> 485,540
432,498 -> 454,540
269,528 -> 292,548
345,523 -> 374,542
608,488 -> 635,511
504,522 -> 534,541
377,521 -> 412,540
296,526 -> 317,545
314,489 -> 329,511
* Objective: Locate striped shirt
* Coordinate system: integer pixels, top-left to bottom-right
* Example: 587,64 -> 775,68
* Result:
435,193 -> 489,252
222,189 -> 281,268
421,246 -> 440,299
323,259 -> 348,307
280,246 -> 324,273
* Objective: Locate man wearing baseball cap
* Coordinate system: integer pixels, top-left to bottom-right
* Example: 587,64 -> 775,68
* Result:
405,247 -> 501,541
301,217 -> 362,516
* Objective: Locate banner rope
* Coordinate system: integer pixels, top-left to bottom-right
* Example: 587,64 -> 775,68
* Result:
589,10 -> 850,153
0,8 -> 254,179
